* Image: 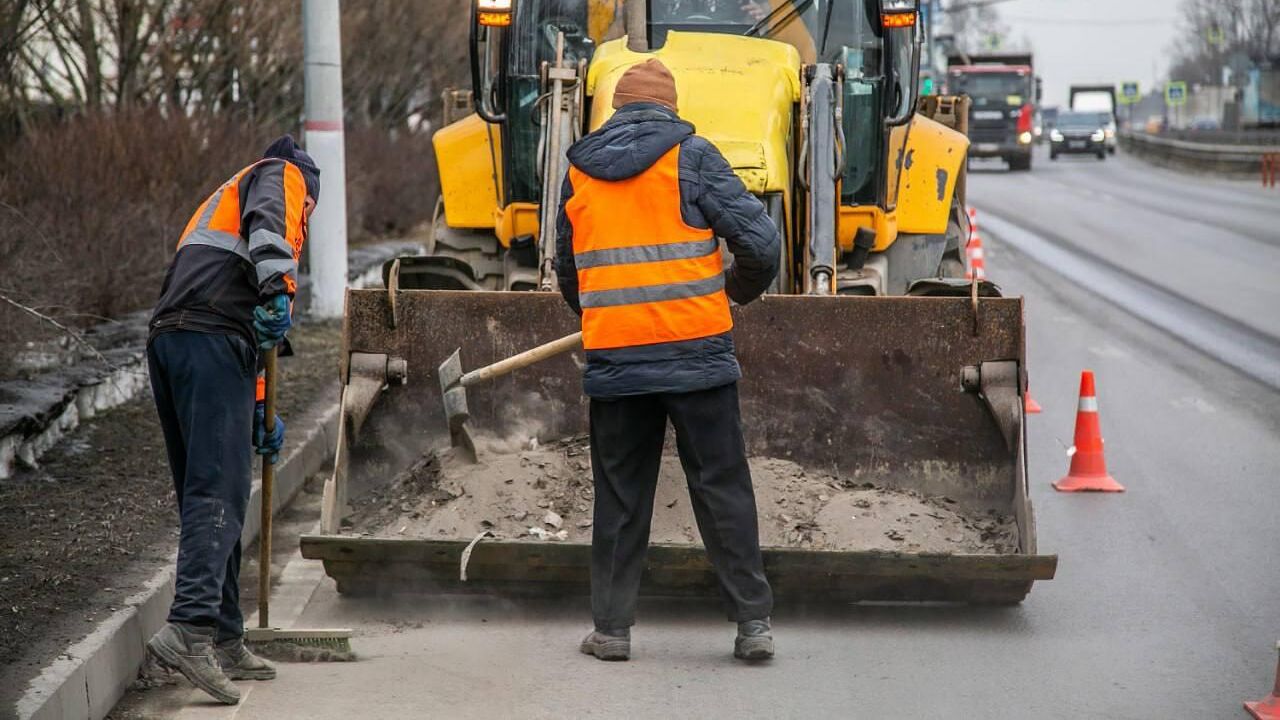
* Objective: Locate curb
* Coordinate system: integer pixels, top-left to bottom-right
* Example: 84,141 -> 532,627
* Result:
0,353 -> 150,482
0,239 -> 420,481
15,402 -> 340,720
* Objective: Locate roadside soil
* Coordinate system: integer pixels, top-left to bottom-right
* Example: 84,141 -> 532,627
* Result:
348,436 -> 1019,554
0,320 -> 340,713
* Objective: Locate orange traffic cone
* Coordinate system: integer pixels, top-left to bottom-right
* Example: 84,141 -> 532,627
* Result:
965,207 -> 987,280
1025,391 -> 1042,414
1246,643 -> 1280,720
1053,370 -> 1124,492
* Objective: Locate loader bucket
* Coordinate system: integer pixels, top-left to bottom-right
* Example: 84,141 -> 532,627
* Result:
303,289 -> 1056,605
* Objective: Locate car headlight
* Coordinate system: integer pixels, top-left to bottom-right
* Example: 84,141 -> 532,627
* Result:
1050,129 -> 1064,142
1018,131 -> 1033,145
1091,129 -> 1105,142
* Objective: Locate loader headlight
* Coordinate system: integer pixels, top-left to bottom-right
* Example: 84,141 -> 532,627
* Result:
882,0 -> 918,27
477,0 -> 512,26
1050,129 -> 1064,142
1018,131 -> 1033,145
1091,129 -> 1106,142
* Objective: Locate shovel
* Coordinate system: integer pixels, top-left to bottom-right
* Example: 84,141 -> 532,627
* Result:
439,331 -> 583,463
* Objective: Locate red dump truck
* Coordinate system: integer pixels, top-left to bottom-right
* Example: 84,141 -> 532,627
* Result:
947,52 -> 1040,171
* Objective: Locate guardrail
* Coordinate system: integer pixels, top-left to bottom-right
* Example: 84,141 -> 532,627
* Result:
1153,128 -> 1280,146
1119,130 -> 1280,182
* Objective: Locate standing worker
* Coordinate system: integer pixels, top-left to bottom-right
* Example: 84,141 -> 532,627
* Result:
145,135 -> 320,704
555,59 -> 780,662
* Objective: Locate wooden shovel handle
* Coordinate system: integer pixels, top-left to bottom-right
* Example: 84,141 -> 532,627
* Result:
258,346 -> 278,629
460,331 -> 583,387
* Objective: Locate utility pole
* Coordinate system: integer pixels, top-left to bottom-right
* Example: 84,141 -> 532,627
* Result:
302,0 -> 348,319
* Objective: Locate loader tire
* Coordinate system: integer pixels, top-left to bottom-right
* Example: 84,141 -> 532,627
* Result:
937,202 -> 968,280
1007,154 -> 1032,172
426,197 -> 505,290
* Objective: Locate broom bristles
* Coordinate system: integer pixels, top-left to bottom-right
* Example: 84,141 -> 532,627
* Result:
246,636 -> 356,662
245,628 -> 355,662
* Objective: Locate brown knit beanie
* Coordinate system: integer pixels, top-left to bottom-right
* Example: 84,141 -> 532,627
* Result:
612,59 -> 678,112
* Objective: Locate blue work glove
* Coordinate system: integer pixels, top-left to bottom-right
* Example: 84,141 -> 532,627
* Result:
253,401 -> 286,464
253,295 -> 292,350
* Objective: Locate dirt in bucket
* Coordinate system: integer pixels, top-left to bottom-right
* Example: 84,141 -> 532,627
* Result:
347,436 -> 1019,554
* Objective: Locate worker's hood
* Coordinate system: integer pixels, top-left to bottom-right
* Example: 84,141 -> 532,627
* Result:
567,103 -> 694,181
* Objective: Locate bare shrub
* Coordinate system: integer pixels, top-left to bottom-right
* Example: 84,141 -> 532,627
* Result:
0,0 -> 476,377
345,127 -> 439,242
0,109 -> 270,375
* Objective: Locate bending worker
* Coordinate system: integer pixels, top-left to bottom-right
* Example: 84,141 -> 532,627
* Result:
555,59 -> 780,662
145,135 -> 319,704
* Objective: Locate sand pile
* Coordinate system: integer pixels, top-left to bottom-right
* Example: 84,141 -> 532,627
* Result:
347,436 -> 1019,554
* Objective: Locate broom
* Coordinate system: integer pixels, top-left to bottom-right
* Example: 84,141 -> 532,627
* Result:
244,346 -> 354,661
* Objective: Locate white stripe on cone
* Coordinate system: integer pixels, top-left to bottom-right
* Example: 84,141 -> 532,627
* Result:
966,207 -> 988,280
1078,397 -> 1098,412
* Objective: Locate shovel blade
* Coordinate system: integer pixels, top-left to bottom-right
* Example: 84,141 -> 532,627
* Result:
439,348 -> 477,461
451,422 -> 478,464
438,348 -> 464,396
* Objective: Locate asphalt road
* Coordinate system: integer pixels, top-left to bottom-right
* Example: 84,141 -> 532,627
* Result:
131,148 -> 1280,720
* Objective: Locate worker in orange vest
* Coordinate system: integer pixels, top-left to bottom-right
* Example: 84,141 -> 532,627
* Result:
556,59 -> 780,662
144,135 -> 318,704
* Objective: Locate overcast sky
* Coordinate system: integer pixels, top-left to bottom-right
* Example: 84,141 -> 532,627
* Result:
986,0 -> 1182,107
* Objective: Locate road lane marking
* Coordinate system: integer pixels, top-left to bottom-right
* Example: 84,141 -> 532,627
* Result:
981,211 -> 1280,391
1031,167 -> 1280,248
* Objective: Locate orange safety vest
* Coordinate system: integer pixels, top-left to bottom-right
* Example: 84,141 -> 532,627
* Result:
566,145 -> 732,351
175,158 -> 308,402
176,158 -> 309,295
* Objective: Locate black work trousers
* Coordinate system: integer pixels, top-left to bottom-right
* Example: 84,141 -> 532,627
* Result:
147,330 -> 256,642
589,382 -> 773,630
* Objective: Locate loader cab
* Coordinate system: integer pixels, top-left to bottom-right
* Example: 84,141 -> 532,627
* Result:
471,0 -> 598,205
643,0 -> 920,208
471,0 -> 922,211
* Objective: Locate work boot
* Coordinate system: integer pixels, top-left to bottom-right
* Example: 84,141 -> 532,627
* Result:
146,623 -> 241,705
216,637 -> 277,680
734,618 -> 774,661
579,628 -> 630,661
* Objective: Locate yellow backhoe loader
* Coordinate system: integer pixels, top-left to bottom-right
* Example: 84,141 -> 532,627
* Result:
300,0 -> 1056,604
417,0 -> 973,296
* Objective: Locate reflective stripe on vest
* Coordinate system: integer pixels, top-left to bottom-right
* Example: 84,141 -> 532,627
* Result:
175,159 -> 306,294
177,160 -> 265,255
566,145 -> 732,351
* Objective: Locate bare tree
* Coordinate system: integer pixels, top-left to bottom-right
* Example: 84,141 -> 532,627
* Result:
945,3 -> 1011,55
341,0 -> 470,130
0,0 -> 41,126
1172,0 -> 1280,84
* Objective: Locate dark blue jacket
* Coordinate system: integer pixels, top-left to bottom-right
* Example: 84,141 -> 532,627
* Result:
555,103 -> 780,398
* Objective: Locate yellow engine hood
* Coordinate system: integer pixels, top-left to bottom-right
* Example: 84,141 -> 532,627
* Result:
587,32 -> 801,194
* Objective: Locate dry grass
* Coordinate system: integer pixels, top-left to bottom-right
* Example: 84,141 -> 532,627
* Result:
345,126 -> 438,243
0,110 -> 437,377
0,109 -> 267,374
